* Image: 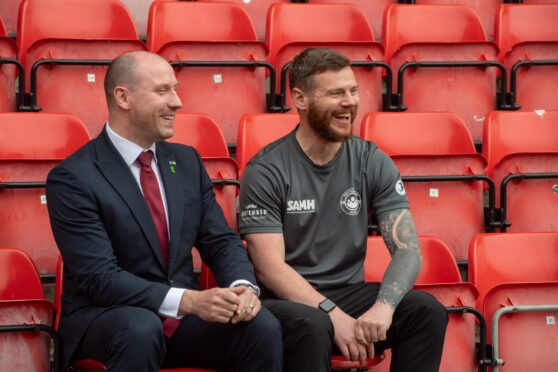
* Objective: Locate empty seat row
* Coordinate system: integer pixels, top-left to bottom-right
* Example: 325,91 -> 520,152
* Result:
1,1 -> 558,145
2,109 -> 557,277
4,0 -> 555,41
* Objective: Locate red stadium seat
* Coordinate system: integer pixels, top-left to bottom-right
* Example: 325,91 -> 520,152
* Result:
236,113 -> 299,178
0,113 -> 90,278
383,4 -> 501,142
469,233 -> 558,370
413,0 -> 501,41
364,236 -> 461,284
0,15 -> 19,112
147,1 -> 271,146
361,112 -> 490,262
193,0 -> 290,41
495,4 -> 558,111
469,232 -> 558,311
364,236 -> 485,372
483,282 -> 558,372
0,0 -> 21,36
483,110 -> 558,232
0,248 -> 58,372
169,114 -> 229,158
309,0 -> 396,42
18,0 -> 144,136
266,3 -> 386,135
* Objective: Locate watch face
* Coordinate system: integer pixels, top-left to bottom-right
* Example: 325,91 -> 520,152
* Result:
319,299 -> 336,313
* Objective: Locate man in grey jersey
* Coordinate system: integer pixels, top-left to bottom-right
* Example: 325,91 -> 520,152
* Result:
239,48 -> 448,372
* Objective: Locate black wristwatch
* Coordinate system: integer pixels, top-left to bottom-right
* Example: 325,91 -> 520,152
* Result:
318,298 -> 337,313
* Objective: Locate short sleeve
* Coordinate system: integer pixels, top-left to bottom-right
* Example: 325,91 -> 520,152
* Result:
367,149 -> 410,215
238,162 -> 284,235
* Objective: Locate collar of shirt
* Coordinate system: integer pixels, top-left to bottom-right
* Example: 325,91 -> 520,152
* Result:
105,123 -> 159,167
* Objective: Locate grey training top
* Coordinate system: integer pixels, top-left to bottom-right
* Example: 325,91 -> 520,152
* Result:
239,128 -> 409,289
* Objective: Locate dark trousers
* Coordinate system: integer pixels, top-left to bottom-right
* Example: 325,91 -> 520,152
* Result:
263,282 -> 448,372
74,306 -> 283,372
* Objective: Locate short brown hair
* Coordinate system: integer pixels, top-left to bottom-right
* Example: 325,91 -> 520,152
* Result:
288,48 -> 351,93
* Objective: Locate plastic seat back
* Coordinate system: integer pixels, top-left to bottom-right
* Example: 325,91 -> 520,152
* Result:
168,114 -> 229,158
147,1 -> 268,145
266,3 -> 383,136
364,237 -> 479,372
483,111 -> 558,232
361,112 -> 486,262
0,248 -> 53,372
18,0 -> 144,136
236,113 -> 299,178
0,15 -> 18,112
496,4 -> 558,111
309,0 -> 396,42
0,113 -> 90,277
360,112 -> 476,155
156,0 -> 282,42
483,282 -> 558,370
0,0 -> 21,37
469,232 -> 558,309
383,4 -> 498,142
364,236 -> 461,283
413,0 -> 501,41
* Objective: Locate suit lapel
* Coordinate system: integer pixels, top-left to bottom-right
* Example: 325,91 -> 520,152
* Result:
93,129 -> 167,270
156,143 -> 185,271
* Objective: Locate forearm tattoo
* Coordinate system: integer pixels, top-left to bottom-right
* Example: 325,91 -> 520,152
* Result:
376,209 -> 421,310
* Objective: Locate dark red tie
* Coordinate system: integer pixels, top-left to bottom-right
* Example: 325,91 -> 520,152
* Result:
137,151 -> 169,265
137,151 -> 180,338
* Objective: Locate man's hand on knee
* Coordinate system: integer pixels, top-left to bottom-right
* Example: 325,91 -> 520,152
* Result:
179,288 -> 241,323
330,308 -> 368,367
354,302 -> 394,356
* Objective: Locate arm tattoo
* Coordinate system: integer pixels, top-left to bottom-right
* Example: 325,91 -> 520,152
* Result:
376,209 -> 421,310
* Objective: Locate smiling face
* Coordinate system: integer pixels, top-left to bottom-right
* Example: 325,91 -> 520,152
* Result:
126,54 -> 182,147
303,66 -> 359,142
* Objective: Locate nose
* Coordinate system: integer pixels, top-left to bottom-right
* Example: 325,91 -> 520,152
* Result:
341,90 -> 358,107
169,89 -> 183,109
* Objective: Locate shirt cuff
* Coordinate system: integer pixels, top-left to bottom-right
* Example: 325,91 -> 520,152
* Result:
230,279 -> 260,297
158,287 -> 186,319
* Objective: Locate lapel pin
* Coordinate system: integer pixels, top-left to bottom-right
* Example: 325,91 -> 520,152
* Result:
169,160 -> 176,174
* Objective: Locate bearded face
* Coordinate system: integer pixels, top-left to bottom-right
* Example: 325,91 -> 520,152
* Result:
307,98 -> 357,142
301,66 -> 360,143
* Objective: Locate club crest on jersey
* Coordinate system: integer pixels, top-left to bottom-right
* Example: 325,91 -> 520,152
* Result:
340,188 -> 361,216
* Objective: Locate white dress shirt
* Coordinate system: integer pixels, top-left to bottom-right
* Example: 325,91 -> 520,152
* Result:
105,124 -> 255,319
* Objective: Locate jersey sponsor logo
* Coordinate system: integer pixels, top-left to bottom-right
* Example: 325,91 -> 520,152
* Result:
240,203 -> 268,221
286,199 -> 316,214
395,180 -> 406,196
340,188 -> 361,216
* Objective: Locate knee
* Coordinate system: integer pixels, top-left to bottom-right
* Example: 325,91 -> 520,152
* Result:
400,291 -> 448,334
285,306 -> 333,347
112,308 -> 166,357
247,308 -> 283,351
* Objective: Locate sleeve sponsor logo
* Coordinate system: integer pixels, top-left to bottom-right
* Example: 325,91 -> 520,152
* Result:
340,188 -> 361,216
286,199 -> 316,214
240,203 -> 268,221
395,180 -> 406,196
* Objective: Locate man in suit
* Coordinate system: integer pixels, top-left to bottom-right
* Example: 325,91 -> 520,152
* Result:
46,51 -> 282,372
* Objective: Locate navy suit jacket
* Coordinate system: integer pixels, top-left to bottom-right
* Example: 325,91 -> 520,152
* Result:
46,128 -> 256,367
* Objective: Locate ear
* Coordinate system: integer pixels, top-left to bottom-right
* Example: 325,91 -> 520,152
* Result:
291,87 -> 308,111
114,86 -> 130,110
